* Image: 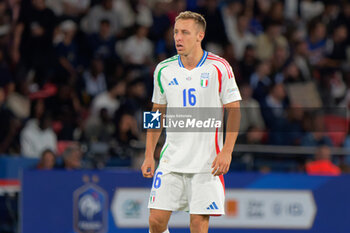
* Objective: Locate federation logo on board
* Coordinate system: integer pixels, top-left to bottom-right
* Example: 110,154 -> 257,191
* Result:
200,73 -> 209,88
122,199 -> 142,218
73,183 -> 108,233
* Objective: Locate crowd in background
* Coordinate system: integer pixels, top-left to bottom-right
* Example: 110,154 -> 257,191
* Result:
0,0 -> 350,172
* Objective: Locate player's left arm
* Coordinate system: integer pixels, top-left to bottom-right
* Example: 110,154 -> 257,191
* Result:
212,61 -> 241,176
212,101 -> 241,176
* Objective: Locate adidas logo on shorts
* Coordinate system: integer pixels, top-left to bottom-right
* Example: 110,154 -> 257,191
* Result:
206,202 -> 219,210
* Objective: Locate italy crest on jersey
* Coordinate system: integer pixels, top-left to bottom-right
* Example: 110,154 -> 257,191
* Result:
200,73 -> 209,88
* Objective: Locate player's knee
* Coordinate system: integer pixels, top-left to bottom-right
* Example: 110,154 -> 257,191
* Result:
149,214 -> 168,232
190,215 -> 209,233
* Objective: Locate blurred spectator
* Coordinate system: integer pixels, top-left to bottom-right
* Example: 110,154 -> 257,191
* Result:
198,0 -> 228,55
5,81 -> 31,120
121,78 -> 147,126
114,110 -> 140,155
256,21 -> 288,61
324,24 -> 348,68
237,126 -> 265,145
306,145 -> 341,176
239,83 -> 265,132
155,26 -> 176,62
20,111 -> 57,158
167,0 -> 187,25
149,0 -> 170,42
55,20 -> 79,84
45,0 -> 64,17
222,0 -> 243,49
12,0 -> 57,82
114,0 -> 153,30
263,1 -> 285,28
0,0 -> 11,46
61,144 -> 82,169
300,0 -> 324,22
0,0 -> 11,23
227,13 -> 256,61
0,49 -> 13,90
0,87 -> 20,154
329,71 -> 346,105
36,149 -> 56,170
90,79 -> 126,118
81,0 -> 121,35
306,21 -> 327,66
252,0 -> 271,22
313,0 -> 339,33
246,1 -> 264,36
7,0 -> 21,23
293,40 -> 312,81
116,112 -> 139,144
51,0 -> 90,21
87,19 -> 117,61
122,25 -> 153,66
81,58 -> 107,99
238,44 -> 259,82
281,62 -> 304,84
271,46 -> 289,81
335,2 -> 350,46
301,113 -> 333,147
112,0 -> 134,30
317,70 -> 346,106
84,108 -> 115,142
46,84 -> 81,140
282,104 -> 305,145
29,98 -> 45,119
260,83 -> 289,142
250,60 -> 272,102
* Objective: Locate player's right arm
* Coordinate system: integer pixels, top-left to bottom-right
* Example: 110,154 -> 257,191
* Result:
141,103 -> 166,178
142,63 -> 168,178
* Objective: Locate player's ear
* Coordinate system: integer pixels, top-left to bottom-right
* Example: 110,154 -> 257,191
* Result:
197,30 -> 205,42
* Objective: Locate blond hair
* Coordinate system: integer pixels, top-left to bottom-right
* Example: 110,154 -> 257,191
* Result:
175,11 -> 206,32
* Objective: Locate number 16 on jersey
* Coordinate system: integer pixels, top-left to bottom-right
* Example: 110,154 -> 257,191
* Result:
183,88 -> 196,106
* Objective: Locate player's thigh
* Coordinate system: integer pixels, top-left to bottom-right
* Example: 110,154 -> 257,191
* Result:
188,173 -> 225,215
148,168 -> 188,211
149,208 -> 172,226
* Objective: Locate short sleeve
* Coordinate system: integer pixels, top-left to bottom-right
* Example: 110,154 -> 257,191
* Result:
151,65 -> 167,104
220,64 -> 241,104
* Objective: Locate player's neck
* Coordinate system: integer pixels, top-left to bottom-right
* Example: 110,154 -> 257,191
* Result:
180,47 -> 204,70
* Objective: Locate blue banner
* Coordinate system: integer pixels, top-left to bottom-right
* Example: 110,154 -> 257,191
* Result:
21,170 -> 350,233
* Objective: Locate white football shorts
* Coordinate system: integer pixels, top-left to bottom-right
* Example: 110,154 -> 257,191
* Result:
148,168 -> 225,215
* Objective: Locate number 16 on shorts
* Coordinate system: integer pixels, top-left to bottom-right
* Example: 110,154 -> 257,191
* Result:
153,171 -> 163,189
150,171 -> 162,204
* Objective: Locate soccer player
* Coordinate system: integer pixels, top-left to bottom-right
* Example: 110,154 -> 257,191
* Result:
141,11 -> 241,233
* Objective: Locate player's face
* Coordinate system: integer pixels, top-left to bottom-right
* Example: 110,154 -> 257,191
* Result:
174,19 -> 204,56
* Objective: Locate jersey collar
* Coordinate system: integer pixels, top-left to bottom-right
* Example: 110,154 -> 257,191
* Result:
178,50 -> 208,68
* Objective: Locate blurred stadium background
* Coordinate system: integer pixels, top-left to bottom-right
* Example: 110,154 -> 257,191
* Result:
0,0 -> 350,232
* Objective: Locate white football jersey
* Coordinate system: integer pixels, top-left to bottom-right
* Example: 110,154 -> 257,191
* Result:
152,51 -> 241,173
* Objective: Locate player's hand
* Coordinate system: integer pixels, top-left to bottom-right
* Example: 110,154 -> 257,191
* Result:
211,148 -> 232,176
141,157 -> 155,178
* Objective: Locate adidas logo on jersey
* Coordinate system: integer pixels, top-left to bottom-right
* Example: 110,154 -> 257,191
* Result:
168,78 -> 179,86
206,202 -> 219,210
